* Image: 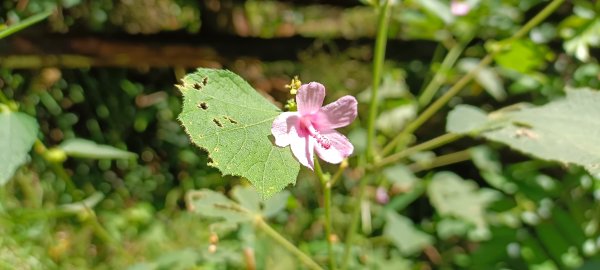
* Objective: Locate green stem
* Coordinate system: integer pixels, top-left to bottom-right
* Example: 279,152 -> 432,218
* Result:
381,0 -> 565,155
375,133 -> 463,168
0,9 -> 53,40
366,0 -> 392,162
408,149 -> 472,173
314,159 -> 336,270
255,217 -> 324,270
418,40 -> 468,107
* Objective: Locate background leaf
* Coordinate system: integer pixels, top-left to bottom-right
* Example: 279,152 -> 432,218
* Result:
447,88 -> 600,178
59,138 -> 137,159
428,171 -> 498,240
458,58 -> 507,101
384,211 -> 433,256
178,68 -> 300,199
0,111 -> 38,185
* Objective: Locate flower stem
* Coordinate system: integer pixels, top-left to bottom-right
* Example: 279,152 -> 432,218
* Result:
382,0 -> 565,155
254,216 -> 324,270
314,158 -> 336,270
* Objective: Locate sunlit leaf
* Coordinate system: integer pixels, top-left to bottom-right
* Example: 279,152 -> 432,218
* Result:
447,88 -> 600,178
560,17 -> 600,62
0,111 -> 38,185
494,40 -> 551,73
178,68 -> 300,199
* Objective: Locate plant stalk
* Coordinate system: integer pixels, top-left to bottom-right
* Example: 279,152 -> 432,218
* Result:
408,148 -> 472,173
366,0 -> 391,162
0,9 -> 53,39
418,40 -> 468,107
343,1 -> 391,268
375,133 -> 463,168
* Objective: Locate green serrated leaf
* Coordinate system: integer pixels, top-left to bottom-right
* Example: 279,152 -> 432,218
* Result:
178,68 -> 300,199
0,111 -> 38,185
447,88 -> 600,178
59,138 -> 136,159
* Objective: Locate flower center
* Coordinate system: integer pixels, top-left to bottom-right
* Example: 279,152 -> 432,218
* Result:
300,116 -> 331,150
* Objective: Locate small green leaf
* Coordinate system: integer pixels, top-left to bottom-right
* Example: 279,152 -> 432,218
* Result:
59,138 -> 136,159
178,68 -> 300,199
0,111 -> 38,185
447,88 -> 600,178
384,212 -> 433,256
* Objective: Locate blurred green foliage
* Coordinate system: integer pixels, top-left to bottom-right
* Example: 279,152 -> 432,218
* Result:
1,0 -> 600,269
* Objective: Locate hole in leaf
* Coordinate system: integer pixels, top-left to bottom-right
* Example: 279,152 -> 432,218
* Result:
202,77 -> 208,86
213,118 -> 223,127
223,116 -> 238,124
198,102 -> 208,110
193,83 -> 202,90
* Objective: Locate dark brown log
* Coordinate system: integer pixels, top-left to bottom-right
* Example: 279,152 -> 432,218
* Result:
0,34 -> 437,69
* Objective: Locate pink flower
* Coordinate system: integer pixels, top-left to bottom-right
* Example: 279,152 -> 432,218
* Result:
451,0 -> 470,16
271,82 -> 357,170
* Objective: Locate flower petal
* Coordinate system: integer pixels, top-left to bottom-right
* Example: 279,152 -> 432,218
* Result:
317,95 -> 358,130
291,136 -> 315,170
296,82 -> 325,115
271,112 -> 301,147
315,130 -> 354,164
